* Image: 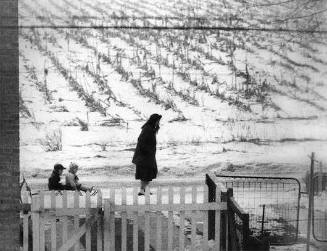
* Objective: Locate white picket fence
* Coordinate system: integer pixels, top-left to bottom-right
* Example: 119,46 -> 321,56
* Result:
21,190 -> 103,251
21,179 -> 228,251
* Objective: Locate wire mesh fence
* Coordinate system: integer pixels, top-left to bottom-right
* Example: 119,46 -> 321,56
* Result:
313,173 -> 327,242
216,175 -> 301,245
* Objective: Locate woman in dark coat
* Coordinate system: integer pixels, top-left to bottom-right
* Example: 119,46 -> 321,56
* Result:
132,113 -> 162,195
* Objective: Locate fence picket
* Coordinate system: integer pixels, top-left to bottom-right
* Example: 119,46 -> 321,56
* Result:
215,186 -> 221,251
145,188 -> 150,251
40,193 -> 44,209
322,214 -> 324,239
23,212 -> 29,251
104,199 -> 111,251
74,191 -> 80,251
32,196 -> 40,251
50,191 -> 56,251
39,193 -> 45,251
40,219 -> 46,251
168,186 -> 174,251
225,211 -> 228,251
318,173 -> 323,194
191,186 -> 197,251
62,191 -> 68,247
122,187 -> 127,251
110,189 -> 116,250
225,187 -> 229,251
179,186 -> 185,251
156,186 -> 162,251
86,191 -> 91,251
97,191 -> 103,251
133,187 -> 139,251
203,185 -> 209,251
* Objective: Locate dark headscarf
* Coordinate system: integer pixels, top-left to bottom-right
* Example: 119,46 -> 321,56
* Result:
142,113 -> 162,131
54,163 -> 65,171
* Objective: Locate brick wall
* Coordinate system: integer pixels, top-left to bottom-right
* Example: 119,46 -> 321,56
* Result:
0,0 -> 20,250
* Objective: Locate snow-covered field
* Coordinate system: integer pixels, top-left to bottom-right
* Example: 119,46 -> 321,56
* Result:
19,0 -> 327,183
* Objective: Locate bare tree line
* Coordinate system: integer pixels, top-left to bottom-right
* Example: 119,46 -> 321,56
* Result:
240,0 -> 327,31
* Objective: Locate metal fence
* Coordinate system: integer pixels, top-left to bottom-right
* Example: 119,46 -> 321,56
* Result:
215,175 -> 301,245
313,173 -> 327,242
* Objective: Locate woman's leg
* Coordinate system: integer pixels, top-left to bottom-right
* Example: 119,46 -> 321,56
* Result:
140,180 -> 146,191
139,180 -> 150,195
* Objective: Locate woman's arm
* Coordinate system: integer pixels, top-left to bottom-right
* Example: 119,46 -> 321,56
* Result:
138,127 -> 155,155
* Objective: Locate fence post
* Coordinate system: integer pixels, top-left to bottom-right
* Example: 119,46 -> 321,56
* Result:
32,195 -> 40,251
261,205 -> 266,237
243,213 -> 250,250
317,162 -> 324,194
206,174 -> 217,240
307,152 -> 315,251
97,192 -> 103,251
104,199 -> 111,251
226,188 -> 233,251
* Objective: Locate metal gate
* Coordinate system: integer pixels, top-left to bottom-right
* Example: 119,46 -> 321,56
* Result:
313,173 -> 327,242
215,175 -> 301,245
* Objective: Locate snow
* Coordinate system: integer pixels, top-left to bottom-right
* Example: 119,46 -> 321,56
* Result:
314,191 -> 327,212
19,0 -> 327,177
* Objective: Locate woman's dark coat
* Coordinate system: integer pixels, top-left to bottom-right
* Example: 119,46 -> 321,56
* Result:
132,124 -> 158,181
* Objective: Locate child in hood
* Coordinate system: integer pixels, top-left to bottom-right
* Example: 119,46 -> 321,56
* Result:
48,163 -> 66,190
